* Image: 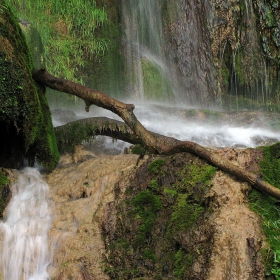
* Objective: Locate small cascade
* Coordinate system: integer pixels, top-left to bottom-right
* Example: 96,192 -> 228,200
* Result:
0,168 -> 52,280
121,0 -> 177,101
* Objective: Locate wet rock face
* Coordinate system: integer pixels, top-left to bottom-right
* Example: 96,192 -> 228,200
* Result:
101,152 -> 265,279
45,153 -> 142,279
205,171 -> 265,280
163,0 -> 279,106
0,148 -> 266,279
0,3 -> 59,171
164,0 -> 217,105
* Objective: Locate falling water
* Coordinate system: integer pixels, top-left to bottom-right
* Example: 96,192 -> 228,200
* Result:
122,0 -> 177,101
0,168 -> 52,280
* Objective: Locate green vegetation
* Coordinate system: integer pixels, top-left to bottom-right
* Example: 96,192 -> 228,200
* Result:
248,143 -> 280,278
148,158 -> 165,174
0,1 -> 59,171
6,0 -> 125,102
150,179 -> 159,192
5,0 -> 125,109
0,169 -> 9,218
142,59 -> 174,101
167,161 -> 216,234
6,0 -> 108,82
271,250 -> 280,280
132,190 -> 162,244
104,155 -> 216,279
131,144 -> 145,155
55,122 -> 96,154
174,248 -> 194,278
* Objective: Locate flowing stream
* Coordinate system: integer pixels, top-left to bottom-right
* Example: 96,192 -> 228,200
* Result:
0,168 -> 52,280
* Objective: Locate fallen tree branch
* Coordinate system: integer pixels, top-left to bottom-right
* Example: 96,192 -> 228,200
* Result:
54,117 -> 180,148
33,68 -> 167,153
34,68 -> 280,200
167,142 -> 280,199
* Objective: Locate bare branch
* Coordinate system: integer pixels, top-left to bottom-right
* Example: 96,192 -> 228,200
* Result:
34,68 -> 280,200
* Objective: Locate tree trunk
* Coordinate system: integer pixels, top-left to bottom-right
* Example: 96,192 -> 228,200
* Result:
33,68 -> 280,200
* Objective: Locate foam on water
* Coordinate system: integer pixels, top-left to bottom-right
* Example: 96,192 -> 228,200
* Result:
139,115 -> 280,148
54,103 -> 280,150
0,168 -> 52,280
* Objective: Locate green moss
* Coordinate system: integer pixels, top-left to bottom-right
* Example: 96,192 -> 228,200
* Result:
55,122 -> 96,154
0,1 -> 59,171
148,158 -> 165,174
55,117 -> 131,155
260,144 -> 280,186
168,161 -> 216,234
234,52 -> 245,86
170,194 -> 204,232
0,169 -> 9,218
163,187 -> 177,198
131,144 -> 145,155
174,248 -> 194,278
104,154 -> 216,279
112,238 -> 130,251
143,249 -> 157,261
248,143 -> 280,277
142,59 -> 174,101
150,179 -> 159,192
132,190 -> 162,244
221,61 -> 230,88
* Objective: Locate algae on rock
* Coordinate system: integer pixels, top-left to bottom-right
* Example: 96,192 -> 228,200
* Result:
103,153 -> 217,279
0,169 -> 10,218
0,1 -> 59,171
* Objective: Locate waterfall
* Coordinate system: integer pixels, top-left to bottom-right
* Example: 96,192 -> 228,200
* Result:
122,0 -> 177,102
0,168 -> 52,280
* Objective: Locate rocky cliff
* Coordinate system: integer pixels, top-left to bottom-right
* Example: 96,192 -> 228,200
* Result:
163,0 -> 280,107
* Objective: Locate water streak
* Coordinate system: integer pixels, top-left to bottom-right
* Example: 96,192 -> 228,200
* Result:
0,168 -> 52,280
122,0 -> 177,100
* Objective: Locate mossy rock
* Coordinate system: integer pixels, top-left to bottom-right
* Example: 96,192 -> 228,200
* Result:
0,169 -> 10,218
0,1 -> 59,171
248,142 -> 280,276
104,153 -> 216,279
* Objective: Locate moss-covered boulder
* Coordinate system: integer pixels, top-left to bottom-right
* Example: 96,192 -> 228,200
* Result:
0,0 -> 59,171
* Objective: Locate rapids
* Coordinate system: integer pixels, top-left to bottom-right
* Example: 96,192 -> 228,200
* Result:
0,168 -> 52,280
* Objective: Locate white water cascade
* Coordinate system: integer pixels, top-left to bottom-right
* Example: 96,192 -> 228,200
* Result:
0,168 -> 52,280
122,0 -> 178,101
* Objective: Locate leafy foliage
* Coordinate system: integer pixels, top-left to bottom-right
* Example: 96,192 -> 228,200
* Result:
271,250 -> 280,280
6,0 -> 109,82
248,143 -> 280,277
